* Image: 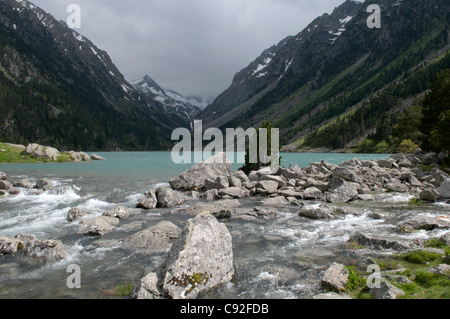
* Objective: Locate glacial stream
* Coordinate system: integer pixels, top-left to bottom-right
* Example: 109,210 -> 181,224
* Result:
0,152 -> 448,299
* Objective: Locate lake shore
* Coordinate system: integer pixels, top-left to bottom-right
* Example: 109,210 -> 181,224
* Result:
0,151 -> 449,299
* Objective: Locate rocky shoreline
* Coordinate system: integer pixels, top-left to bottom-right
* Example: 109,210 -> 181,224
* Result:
0,151 -> 449,299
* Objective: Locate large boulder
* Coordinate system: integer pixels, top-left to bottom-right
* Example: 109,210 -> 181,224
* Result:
169,152 -> 232,191
103,206 -> 130,219
438,178 -> 450,199
24,143 -> 60,161
326,182 -> 359,203
156,187 -> 185,208
122,221 -> 182,254
184,199 -> 241,219
368,281 -> 405,299
218,187 -> 250,199
68,207 -> 89,222
1,234 -> 67,263
162,212 -> 234,299
419,189 -> 442,202
399,217 -> 450,232
298,204 -> 342,220
137,190 -> 158,210
333,166 -> 363,184
77,216 -> 120,236
321,263 -> 348,293
348,232 -> 411,250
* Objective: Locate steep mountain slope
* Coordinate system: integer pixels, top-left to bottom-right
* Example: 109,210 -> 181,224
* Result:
199,0 -> 450,150
0,0 -> 188,151
131,75 -> 203,121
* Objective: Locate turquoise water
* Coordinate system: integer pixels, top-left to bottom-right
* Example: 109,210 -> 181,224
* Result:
0,152 -> 390,182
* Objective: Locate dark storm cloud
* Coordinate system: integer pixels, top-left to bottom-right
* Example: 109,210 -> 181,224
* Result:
33,0 -> 345,98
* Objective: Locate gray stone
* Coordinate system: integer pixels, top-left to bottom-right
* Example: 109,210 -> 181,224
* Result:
321,263 -> 348,293
156,187 -> 185,208
326,182 -> 359,203
257,180 -> 279,194
123,221 -> 182,253
169,152 -> 232,191
204,176 -> 229,190
419,189 -> 442,202
303,187 -> 322,200
218,187 -> 250,199
77,216 -> 120,236
162,212 -> 234,299
438,178 -> 450,199
36,178 -> 53,191
399,217 -> 449,232
90,154 -> 105,160
333,166 -> 363,184
68,207 -> 88,222
369,281 -> 405,299
184,199 -> 241,219
348,232 -> 410,250
132,272 -> 163,299
137,190 -> 158,210
298,204 -> 342,220
103,206 -> 130,219
13,178 -> 35,189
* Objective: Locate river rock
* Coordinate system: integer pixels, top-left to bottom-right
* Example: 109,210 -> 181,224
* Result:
303,187 -> 322,200
326,182 -> 359,203
36,178 -> 53,191
276,165 -> 304,179
184,199 -> 241,219
258,196 -> 289,206
17,234 -> 67,263
234,207 -> 277,220
103,206 -> 130,219
204,176 -> 229,190
169,152 -> 232,191
368,281 -> 405,299
13,179 -> 35,189
0,180 -> 12,190
333,166 -> 363,184
321,263 -> 348,293
162,212 -> 234,299
156,187 -> 185,208
137,190 -> 158,210
218,187 -> 250,199
298,204 -> 342,220
122,221 -> 182,253
0,236 -> 22,255
438,179 -> 450,199
419,189 -> 442,202
77,216 -> 120,236
256,180 -> 279,194
90,154 -> 105,160
132,272 -> 163,299
68,207 -> 88,222
399,217 -> 450,232
348,232 -> 410,250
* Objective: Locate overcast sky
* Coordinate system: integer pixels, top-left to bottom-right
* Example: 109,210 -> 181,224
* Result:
33,0 -> 345,99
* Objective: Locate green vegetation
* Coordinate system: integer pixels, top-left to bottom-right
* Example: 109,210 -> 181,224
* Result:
241,119 -> 280,174
401,251 -> 442,264
111,282 -> 135,297
409,197 -> 424,206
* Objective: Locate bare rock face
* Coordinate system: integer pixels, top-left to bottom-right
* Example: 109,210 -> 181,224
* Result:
162,212 -> 234,299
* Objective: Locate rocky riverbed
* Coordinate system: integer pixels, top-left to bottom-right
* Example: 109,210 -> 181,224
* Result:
0,151 -> 449,299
